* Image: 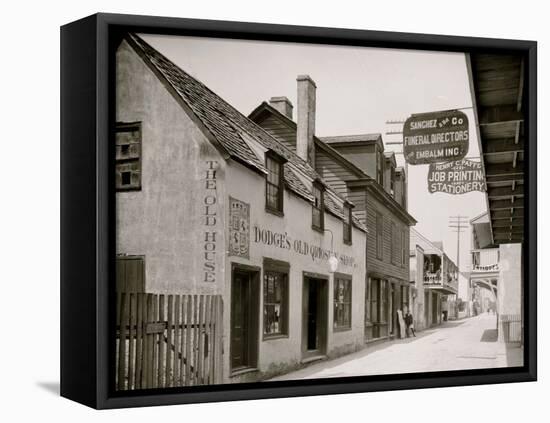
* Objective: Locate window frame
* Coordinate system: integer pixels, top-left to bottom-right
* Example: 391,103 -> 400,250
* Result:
376,212 -> 384,260
333,274 -> 352,331
311,181 -> 325,232
115,121 -> 142,191
401,229 -> 407,267
262,258 -> 290,340
265,151 -> 286,216
343,203 -> 352,245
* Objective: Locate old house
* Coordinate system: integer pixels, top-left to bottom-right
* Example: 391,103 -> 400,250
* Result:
115,34 -> 368,386
249,81 -> 416,344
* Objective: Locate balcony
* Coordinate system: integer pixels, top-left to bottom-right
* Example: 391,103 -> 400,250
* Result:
471,248 -> 500,277
423,272 -> 458,295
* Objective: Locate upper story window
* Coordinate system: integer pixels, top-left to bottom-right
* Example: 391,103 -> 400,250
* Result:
116,122 -> 142,191
343,203 -> 352,245
390,221 -> 397,264
401,229 -> 407,266
376,212 -> 384,260
390,166 -> 396,197
265,152 -> 285,215
312,182 -> 325,231
377,147 -> 384,186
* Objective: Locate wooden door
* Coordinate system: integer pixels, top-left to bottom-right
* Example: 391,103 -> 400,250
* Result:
231,271 -> 250,370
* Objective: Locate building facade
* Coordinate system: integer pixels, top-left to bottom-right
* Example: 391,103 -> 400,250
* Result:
115,34 -> 369,384
409,229 -> 459,330
250,89 -> 416,344
469,213 -> 523,343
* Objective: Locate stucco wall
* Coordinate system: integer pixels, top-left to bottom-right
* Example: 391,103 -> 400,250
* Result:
116,40 -> 226,295
224,161 -> 367,382
497,243 -> 522,342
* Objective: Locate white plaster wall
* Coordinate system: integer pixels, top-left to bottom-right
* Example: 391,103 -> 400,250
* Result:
223,161 -> 367,381
116,40 -> 226,295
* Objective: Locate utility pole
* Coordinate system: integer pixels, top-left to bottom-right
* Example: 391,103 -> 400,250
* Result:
448,215 -> 468,272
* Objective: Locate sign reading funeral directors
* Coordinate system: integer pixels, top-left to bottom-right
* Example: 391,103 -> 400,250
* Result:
428,159 -> 486,194
403,110 -> 469,165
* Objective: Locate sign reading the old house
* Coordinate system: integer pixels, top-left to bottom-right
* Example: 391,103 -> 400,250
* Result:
229,197 -> 250,258
403,110 -> 469,165
427,159 -> 486,194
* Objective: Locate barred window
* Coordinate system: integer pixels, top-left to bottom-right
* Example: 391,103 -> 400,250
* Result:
334,277 -> 352,330
265,154 -> 284,214
312,183 -> 324,231
116,122 -> 142,191
263,270 -> 288,337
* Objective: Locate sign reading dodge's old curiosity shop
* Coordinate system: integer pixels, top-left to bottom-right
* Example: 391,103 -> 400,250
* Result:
403,110 -> 469,165
427,159 -> 486,194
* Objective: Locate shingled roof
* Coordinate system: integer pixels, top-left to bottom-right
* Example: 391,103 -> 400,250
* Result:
124,34 -> 366,232
320,134 -> 382,144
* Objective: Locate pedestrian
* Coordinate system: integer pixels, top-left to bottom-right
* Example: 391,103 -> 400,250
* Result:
404,306 -> 416,337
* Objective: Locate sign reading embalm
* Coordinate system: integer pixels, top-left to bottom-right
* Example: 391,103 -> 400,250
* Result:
229,197 -> 250,258
403,110 -> 469,165
427,159 -> 486,194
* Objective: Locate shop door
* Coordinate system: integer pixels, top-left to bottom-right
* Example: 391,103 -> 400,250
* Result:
424,291 -> 430,327
302,277 -> 328,359
432,293 -> 439,325
231,269 -> 259,371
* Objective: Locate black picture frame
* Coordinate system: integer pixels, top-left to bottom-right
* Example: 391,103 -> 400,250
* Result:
60,12 -> 537,409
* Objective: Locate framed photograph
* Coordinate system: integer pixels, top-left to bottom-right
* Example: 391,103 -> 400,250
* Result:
60,13 -> 537,409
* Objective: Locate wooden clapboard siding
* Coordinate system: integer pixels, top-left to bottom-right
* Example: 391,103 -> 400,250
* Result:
115,293 -> 224,390
366,193 -> 410,282
315,149 -> 356,198
347,189 -> 367,223
258,115 -> 297,153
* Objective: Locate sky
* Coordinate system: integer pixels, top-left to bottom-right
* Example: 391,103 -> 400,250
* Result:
142,33 -> 487,271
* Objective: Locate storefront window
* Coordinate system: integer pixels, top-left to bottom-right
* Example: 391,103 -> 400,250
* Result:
263,270 -> 288,337
370,278 -> 379,323
334,277 -> 352,330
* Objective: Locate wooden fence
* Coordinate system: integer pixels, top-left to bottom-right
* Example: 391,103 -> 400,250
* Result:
116,293 -> 223,390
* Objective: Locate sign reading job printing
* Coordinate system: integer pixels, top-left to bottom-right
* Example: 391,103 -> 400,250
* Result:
229,197 -> 250,258
403,110 -> 469,165
428,159 -> 486,194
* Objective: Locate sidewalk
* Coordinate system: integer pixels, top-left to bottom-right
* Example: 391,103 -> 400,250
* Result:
269,314 -> 523,381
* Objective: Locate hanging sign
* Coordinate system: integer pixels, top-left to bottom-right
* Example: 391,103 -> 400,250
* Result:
403,110 -> 469,165
427,159 -> 486,194
229,197 -> 250,258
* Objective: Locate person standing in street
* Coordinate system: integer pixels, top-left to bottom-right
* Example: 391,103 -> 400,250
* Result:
404,306 -> 416,337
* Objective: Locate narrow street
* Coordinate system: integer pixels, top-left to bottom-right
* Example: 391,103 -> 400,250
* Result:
270,314 -> 523,381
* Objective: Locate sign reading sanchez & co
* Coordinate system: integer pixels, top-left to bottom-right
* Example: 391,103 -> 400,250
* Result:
427,159 -> 486,194
403,110 -> 469,165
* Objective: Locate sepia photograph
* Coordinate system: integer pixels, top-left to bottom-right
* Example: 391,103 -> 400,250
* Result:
113,31 -> 526,390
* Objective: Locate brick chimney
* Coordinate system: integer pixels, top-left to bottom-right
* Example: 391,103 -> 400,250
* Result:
269,96 -> 293,119
296,75 -> 316,167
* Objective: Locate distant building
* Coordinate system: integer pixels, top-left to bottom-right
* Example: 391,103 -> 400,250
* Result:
250,94 -> 416,344
409,229 -> 459,330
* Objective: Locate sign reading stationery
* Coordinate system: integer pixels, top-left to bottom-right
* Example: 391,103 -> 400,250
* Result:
427,159 -> 486,194
229,197 -> 250,258
403,110 -> 469,165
